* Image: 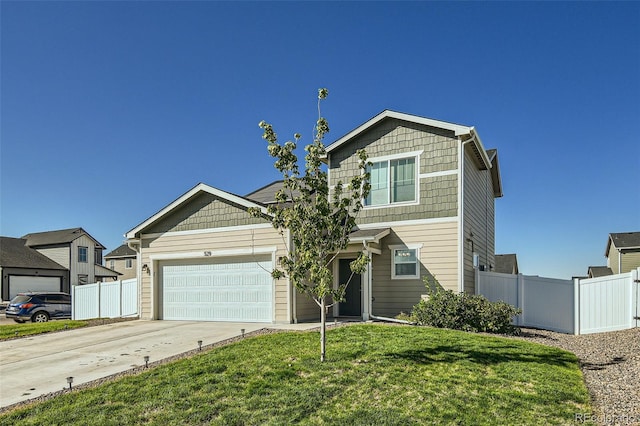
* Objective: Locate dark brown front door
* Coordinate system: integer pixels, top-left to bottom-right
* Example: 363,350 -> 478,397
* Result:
338,258 -> 361,316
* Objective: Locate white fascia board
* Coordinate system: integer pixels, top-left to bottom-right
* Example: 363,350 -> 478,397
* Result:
326,110 -> 473,153
125,183 -> 268,239
469,127 -> 492,170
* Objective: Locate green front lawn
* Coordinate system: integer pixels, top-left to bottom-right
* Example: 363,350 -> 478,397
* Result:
0,320 -> 88,340
0,324 -> 591,425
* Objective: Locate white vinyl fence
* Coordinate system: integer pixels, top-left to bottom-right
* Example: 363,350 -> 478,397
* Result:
72,279 -> 138,320
477,268 -> 639,335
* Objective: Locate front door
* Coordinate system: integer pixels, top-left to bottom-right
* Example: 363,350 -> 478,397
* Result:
338,258 -> 361,317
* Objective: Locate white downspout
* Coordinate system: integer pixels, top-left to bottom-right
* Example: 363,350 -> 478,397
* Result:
459,137 -> 475,293
127,238 -> 143,320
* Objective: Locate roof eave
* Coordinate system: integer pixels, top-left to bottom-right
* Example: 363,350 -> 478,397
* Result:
326,110 -> 473,154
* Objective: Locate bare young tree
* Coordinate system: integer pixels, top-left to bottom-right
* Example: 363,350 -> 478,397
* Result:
250,88 -> 370,361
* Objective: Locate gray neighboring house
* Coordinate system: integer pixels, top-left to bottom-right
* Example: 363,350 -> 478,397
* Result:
0,237 -> 69,302
605,232 -> 640,274
21,228 -> 119,286
104,244 -> 137,280
494,254 -> 519,274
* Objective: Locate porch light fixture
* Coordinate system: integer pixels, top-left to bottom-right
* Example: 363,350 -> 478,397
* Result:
144,355 -> 150,368
142,264 -> 150,274
66,376 -> 73,390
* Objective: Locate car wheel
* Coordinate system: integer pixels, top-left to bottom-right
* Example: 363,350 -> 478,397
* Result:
31,312 -> 49,323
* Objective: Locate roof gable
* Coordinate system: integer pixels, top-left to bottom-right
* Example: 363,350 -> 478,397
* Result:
126,183 -> 269,239
0,237 -> 67,270
22,227 -> 105,249
326,109 -> 502,198
605,231 -> 640,256
105,244 -> 136,259
326,110 -> 473,154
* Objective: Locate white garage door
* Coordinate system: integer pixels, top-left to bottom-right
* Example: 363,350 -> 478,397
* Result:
9,276 -> 62,299
159,256 -> 273,322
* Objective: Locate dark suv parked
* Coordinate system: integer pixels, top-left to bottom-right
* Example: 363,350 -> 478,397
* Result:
5,292 -> 71,323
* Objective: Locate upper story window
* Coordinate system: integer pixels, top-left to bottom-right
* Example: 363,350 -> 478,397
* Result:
365,155 -> 417,207
125,258 -> 133,269
78,246 -> 88,263
94,248 -> 102,265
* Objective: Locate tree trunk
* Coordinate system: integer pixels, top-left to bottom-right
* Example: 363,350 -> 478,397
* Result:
320,296 -> 326,362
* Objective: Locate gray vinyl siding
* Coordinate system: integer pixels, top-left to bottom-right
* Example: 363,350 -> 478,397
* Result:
35,245 -> 70,269
146,192 -> 267,234
328,118 -> 459,225
71,235 -> 97,285
609,249 -> 640,274
462,145 -> 496,294
621,251 -> 640,273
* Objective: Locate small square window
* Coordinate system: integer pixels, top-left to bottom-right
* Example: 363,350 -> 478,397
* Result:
125,258 -> 132,269
78,274 -> 88,285
390,245 -> 421,279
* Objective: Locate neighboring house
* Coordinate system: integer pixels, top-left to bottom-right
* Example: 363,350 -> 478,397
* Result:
494,254 -> 519,274
104,244 -> 137,280
125,110 -> 502,323
0,237 -> 69,301
21,228 -> 119,286
587,266 -> 613,278
605,232 -> 640,274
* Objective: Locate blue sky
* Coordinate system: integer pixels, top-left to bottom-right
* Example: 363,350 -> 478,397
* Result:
1,1 -> 638,279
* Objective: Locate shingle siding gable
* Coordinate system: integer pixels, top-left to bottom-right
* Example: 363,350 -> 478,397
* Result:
146,192 -> 268,234
328,118 -> 459,224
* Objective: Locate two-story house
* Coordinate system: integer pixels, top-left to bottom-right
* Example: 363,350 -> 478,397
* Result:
0,228 -> 119,301
104,244 -> 138,280
21,228 -> 119,286
125,110 -> 502,323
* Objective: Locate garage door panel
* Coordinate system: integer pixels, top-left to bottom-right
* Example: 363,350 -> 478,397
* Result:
160,257 -> 273,322
9,276 -> 62,299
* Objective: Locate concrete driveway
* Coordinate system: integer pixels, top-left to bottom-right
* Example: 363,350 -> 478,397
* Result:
0,320 -> 320,408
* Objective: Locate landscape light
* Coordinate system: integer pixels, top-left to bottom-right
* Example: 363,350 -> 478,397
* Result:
197,340 -> 203,351
144,355 -> 149,368
66,376 -> 73,390
241,328 -> 245,338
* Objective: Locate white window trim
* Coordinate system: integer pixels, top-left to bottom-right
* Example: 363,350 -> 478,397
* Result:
389,243 -> 423,280
365,151 -> 421,209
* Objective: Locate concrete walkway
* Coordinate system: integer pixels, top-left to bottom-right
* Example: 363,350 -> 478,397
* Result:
0,320 -> 320,408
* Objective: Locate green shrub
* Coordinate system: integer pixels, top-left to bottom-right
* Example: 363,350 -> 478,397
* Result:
410,277 -> 521,335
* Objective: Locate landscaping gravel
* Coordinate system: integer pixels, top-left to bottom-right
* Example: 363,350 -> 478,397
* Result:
511,327 -> 640,426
